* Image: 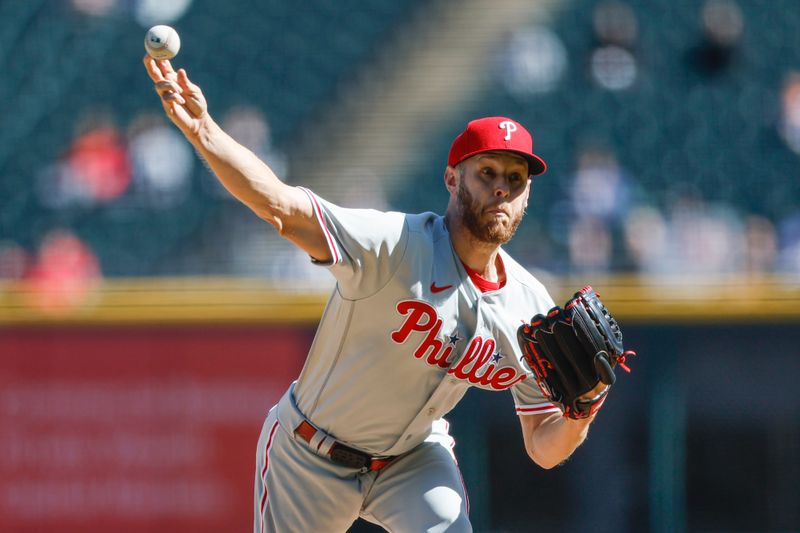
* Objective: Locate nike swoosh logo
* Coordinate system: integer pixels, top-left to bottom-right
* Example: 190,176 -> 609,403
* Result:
430,282 -> 453,293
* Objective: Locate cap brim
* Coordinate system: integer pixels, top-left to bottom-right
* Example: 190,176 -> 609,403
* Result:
502,150 -> 547,176
520,152 -> 547,177
456,149 -> 547,176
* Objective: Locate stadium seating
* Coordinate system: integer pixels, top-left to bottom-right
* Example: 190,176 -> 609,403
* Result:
2,0 -> 799,276
394,0 -> 800,273
0,0 -> 421,276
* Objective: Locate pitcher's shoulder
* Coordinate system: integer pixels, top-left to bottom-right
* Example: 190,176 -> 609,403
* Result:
502,252 -> 551,296
403,211 -> 441,230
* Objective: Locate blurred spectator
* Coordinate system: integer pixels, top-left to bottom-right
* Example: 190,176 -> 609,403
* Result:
624,197 -> 751,276
593,0 -> 639,48
68,123 -> 131,201
133,0 -> 193,27
212,208 -> 333,289
23,230 -> 101,313
564,148 -> 633,272
743,215 -> 777,274
498,26 -> 568,97
667,195 -> 744,274
779,72 -> 800,155
127,113 -> 194,208
702,0 -> 744,47
776,213 -> 800,274
0,241 -> 30,280
687,0 -> 744,75
336,169 -> 389,210
591,46 -> 637,91
624,206 -> 670,273
590,1 -> 639,90
568,215 -> 612,273
37,113 -> 131,209
267,245 -> 338,291
570,148 -> 632,223
70,0 -> 118,17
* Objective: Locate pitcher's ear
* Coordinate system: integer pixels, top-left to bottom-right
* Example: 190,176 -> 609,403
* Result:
444,166 -> 458,193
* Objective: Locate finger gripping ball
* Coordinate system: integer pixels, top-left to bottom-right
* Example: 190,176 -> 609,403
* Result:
145,25 -> 181,60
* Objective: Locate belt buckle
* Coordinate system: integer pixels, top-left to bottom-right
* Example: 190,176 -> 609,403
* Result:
329,443 -> 370,470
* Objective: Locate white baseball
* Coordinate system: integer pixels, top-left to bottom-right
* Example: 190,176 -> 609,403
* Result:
144,25 -> 181,60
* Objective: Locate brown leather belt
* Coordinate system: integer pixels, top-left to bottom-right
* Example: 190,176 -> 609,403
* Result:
294,420 -> 395,472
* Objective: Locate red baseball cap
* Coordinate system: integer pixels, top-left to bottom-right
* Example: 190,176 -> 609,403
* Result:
447,116 -> 547,176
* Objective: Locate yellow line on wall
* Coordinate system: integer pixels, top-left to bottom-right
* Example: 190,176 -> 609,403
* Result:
0,275 -> 798,326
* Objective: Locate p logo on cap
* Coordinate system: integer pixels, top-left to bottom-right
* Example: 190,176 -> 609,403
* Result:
498,120 -> 517,141
447,116 -> 547,176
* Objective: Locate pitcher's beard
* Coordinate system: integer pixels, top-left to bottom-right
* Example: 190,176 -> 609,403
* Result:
457,181 -> 523,245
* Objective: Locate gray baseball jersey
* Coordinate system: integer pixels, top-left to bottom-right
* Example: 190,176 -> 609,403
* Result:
254,188 -> 560,532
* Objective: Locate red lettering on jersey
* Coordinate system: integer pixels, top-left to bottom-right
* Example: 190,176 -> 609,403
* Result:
392,301 -> 452,368
392,299 -> 526,390
429,344 -> 454,368
487,367 -> 527,389
391,300 -> 438,343
414,318 -> 452,368
414,318 -> 443,360
449,337 -> 491,381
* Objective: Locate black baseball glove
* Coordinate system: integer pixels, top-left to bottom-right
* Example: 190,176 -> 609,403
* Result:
517,286 -> 635,419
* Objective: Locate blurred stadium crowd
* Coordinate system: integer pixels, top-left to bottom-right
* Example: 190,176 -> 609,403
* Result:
2,0 -> 799,308
400,0 -> 800,278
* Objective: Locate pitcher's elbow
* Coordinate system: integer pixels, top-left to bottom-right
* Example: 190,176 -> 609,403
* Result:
534,456 -> 560,470
528,447 -> 560,470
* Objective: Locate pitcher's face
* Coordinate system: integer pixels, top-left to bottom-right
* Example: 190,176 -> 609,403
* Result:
454,152 -> 531,244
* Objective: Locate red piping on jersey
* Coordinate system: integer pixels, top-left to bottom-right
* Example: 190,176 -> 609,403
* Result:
304,188 -> 341,264
516,404 -> 560,414
259,420 -> 280,532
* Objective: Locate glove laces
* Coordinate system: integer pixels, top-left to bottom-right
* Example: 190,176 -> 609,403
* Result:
616,350 -> 636,373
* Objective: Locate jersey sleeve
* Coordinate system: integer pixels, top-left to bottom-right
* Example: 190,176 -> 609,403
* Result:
510,282 -> 562,417
301,187 -> 408,299
510,378 -> 562,417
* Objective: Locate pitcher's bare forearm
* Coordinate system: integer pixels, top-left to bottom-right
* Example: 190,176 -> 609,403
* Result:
143,55 -> 331,261
190,118 -> 295,227
519,412 -> 594,469
189,118 -> 330,260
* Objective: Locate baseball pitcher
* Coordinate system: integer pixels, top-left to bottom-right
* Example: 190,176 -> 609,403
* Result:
144,55 -> 634,533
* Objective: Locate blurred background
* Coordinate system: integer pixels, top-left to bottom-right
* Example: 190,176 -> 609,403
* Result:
1,0 -> 799,531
